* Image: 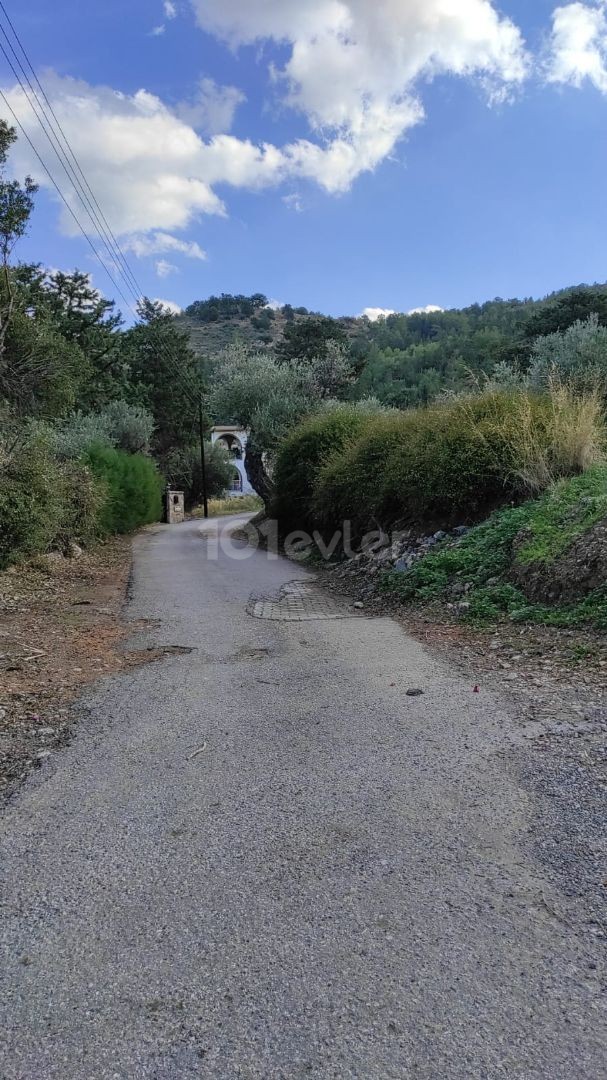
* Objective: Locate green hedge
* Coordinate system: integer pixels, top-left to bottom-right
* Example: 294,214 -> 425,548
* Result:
312,389 -> 604,539
85,444 -> 163,535
273,405 -> 376,534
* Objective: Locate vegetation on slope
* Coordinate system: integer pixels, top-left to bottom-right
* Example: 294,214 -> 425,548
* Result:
381,467 -> 607,630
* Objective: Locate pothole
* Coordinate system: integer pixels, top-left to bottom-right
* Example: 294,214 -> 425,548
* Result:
247,581 -> 362,622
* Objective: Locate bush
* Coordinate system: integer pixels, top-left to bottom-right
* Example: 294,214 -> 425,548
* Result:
85,444 -> 163,534
313,388 -> 605,540
0,431 -> 104,567
273,403 -> 381,533
52,401 -> 155,459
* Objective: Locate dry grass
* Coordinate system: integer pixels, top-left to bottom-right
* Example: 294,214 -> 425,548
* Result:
191,494 -> 262,518
501,385 -> 604,493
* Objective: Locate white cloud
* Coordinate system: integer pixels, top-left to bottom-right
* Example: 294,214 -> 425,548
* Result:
546,2 -> 607,92
176,77 -> 245,134
155,259 -> 179,277
266,298 -> 284,310
408,304 -> 444,315
164,1 -> 177,18
154,297 -> 182,314
2,0 -> 530,246
124,231 -> 207,260
360,304 -> 443,320
191,0 -> 529,190
360,307 -> 395,321
150,24 -> 165,36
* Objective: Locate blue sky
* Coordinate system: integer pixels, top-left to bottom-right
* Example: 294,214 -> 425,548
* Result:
3,0 -> 607,320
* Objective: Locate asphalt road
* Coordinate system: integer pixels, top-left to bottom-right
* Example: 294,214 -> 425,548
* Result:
0,517 -> 604,1078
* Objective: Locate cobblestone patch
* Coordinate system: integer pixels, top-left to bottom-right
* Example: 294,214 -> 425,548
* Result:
247,580 -> 361,622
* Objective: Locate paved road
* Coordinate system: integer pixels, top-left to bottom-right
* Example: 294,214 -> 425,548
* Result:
0,517 -> 604,1078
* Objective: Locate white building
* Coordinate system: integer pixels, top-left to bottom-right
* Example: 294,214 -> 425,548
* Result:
210,425 -> 256,497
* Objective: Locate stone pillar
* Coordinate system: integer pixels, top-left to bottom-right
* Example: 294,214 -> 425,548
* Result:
166,489 -> 185,524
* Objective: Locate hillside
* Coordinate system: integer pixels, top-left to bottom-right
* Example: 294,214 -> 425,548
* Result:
179,284 -> 607,407
176,293 -> 360,359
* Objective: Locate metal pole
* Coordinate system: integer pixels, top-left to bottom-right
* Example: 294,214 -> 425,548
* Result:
198,397 -> 209,519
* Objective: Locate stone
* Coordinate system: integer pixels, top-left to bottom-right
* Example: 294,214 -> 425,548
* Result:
67,541 -> 83,559
406,688 -> 425,697
353,601 -> 364,609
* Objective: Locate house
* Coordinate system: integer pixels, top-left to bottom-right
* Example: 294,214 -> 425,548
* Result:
210,425 -> 256,496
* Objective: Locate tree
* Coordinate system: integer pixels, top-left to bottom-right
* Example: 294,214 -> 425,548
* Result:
0,121 -> 37,359
12,265 -> 124,406
276,315 -> 348,364
528,315 -> 607,395
209,345 -> 317,504
120,298 -> 203,461
523,287 -> 607,344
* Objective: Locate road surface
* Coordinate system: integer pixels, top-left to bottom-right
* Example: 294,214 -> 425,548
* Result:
0,517 -> 604,1078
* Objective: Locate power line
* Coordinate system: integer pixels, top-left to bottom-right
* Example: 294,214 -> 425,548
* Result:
0,1 -> 145,302
0,4 -> 143,302
0,6 -> 204,419
0,36 -> 142,308
0,87 -> 138,315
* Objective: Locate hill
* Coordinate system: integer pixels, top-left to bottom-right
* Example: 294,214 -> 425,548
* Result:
178,284 -> 607,406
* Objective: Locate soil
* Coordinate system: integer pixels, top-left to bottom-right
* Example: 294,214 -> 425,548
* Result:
0,535 -> 172,806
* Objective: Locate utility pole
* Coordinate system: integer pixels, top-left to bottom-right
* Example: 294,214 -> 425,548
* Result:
198,396 -> 209,519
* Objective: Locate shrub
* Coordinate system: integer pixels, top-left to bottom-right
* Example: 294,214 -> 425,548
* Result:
529,315 -> 607,396
273,402 -> 382,533
0,431 -> 104,567
313,388 -> 605,540
52,401 -> 155,459
85,444 -> 163,534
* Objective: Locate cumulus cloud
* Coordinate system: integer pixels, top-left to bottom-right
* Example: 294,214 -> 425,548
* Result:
546,2 -> 607,92
361,304 -> 443,320
191,0 -> 529,190
176,77 -> 245,134
154,297 -> 182,314
408,304 -> 444,315
150,24 -> 165,36
164,1 -> 177,18
360,307 -> 396,321
2,2 -> 530,245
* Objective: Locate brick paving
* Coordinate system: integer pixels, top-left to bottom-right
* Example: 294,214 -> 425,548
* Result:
247,580 -> 361,622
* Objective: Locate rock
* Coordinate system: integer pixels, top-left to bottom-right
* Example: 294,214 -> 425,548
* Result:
433,530 -> 447,541
35,750 -> 51,760
353,601 -> 364,609
67,541 -> 84,559
394,557 -> 411,573
406,688 -> 425,697
453,525 -> 468,536
37,727 -> 55,737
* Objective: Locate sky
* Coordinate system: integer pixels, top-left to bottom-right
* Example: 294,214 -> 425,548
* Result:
2,0 -> 607,320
